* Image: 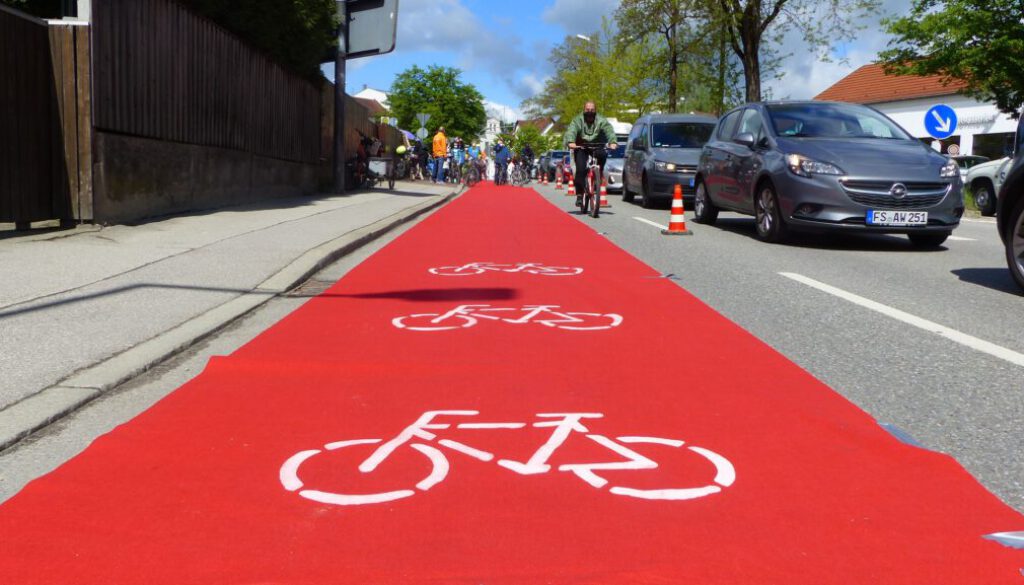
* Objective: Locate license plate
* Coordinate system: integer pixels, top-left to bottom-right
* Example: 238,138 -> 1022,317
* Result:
689,177 -> 695,187
866,210 -> 928,226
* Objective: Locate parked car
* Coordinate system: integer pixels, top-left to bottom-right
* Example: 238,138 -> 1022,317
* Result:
966,156 -> 1011,216
622,114 -> 718,208
604,142 -> 627,193
540,150 -> 569,182
996,115 -> 1024,291
693,101 -> 963,247
951,154 -> 988,182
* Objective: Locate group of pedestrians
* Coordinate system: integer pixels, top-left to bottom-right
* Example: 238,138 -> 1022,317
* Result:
427,127 -> 537,185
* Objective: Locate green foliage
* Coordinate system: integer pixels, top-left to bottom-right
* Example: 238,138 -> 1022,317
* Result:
178,0 -> 338,79
509,125 -> 548,158
0,0 -> 62,18
880,0 -> 1024,118
388,65 -> 487,142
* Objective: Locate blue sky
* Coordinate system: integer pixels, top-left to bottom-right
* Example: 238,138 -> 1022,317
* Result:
325,0 -> 906,122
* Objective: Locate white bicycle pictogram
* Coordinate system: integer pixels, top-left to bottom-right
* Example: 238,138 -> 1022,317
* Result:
428,262 -> 583,277
280,410 -> 736,506
392,304 -> 622,331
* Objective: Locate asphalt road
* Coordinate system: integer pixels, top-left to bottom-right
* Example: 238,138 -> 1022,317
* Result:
2,183 -> 1021,518
539,182 -> 1023,514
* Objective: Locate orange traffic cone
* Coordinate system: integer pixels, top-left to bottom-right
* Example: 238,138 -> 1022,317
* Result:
661,184 -> 692,236
555,170 -> 562,190
543,173 -> 548,186
567,178 -> 576,198
599,179 -> 611,208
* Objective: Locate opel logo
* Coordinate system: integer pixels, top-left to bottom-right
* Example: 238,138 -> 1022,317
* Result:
890,183 -> 908,199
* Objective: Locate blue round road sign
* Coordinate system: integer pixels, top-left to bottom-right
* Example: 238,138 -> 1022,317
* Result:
925,104 -> 958,140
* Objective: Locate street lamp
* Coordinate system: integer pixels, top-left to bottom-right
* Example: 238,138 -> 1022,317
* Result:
576,34 -> 591,42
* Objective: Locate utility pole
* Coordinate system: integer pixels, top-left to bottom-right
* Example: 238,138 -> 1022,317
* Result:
333,2 -> 348,193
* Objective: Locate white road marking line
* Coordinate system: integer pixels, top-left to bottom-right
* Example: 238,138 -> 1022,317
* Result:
633,216 -> 668,230
780,272 -> 1024,369
947,235 -> 976,241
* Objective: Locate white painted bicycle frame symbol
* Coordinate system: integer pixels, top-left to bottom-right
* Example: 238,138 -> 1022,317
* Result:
392,304 -> 622,331
280,410 -> 736,506
428,262 -> 583,276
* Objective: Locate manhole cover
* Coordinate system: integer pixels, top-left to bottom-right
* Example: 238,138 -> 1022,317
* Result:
286,279 -> 335,298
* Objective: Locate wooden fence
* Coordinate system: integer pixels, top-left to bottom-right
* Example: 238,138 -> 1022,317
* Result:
0,6 -> 72,224
91,0 -> 322,164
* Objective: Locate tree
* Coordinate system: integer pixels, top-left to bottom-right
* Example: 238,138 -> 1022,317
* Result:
708,0 -> 880,102
523,19 -> 661,123
616,0 -> 701,113
509,125 -> 549,159
879,0 -> 1024,118
388,65 -> 487,143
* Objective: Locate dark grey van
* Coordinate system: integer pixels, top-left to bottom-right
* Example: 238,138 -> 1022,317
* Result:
622,113 -> 718,207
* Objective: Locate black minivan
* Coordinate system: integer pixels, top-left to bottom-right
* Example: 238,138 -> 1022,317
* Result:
622,114 -> 718,208
996,114 -> 1024,291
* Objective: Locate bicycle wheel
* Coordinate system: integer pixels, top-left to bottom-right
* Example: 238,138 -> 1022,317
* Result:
589,169 -> 601,218
580,181 -> 590,214
392,313 -> 476,331
280,439 -> 449,506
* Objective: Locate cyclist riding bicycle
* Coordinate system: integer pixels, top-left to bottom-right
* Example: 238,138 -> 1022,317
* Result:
564,101 -> 618,206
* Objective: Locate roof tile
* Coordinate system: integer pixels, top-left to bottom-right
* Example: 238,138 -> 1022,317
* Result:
815,63 -> 969,104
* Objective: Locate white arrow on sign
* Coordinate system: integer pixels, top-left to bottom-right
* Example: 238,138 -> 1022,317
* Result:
931,110 -> 952,134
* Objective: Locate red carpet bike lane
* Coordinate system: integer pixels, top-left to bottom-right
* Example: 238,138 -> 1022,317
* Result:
1,184 -> 1021,584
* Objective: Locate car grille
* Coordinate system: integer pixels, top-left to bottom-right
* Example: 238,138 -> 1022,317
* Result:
840,180 -> 949,209
674,164 -> 698,174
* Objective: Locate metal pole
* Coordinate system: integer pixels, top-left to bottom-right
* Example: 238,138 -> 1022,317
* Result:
333,2 -> 348,193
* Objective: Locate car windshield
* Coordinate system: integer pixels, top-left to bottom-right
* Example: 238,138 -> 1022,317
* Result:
607,144 -> 626,159
651,123 -> 714,148
766,103 -> 913,140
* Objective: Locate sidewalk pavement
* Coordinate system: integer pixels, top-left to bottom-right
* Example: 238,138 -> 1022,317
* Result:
0,181 -> 460,450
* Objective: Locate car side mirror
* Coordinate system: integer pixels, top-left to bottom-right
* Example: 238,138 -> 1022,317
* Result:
631,138 -> 645,151
734,133 -> 756,149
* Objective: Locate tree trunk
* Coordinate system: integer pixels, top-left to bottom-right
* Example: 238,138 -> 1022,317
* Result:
716,31 -> 727,115
668,26 -> 678,112
741,14 -> 761,102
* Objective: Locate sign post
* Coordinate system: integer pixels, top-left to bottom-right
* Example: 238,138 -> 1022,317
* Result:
332,2 -> 349,193
332,0 -> 401,193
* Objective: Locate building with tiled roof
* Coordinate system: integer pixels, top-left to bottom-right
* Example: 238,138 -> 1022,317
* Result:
815,63 -> 1016,159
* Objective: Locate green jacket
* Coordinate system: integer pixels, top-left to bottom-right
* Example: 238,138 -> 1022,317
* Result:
563,113 -> 617,148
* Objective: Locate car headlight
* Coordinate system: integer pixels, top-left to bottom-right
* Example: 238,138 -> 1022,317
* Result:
786,154 -> 844,178
940,159 -> 959,178
653,161 -> 677,172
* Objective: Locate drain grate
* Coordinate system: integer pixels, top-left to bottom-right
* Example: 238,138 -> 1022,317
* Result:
285,279 -> 335,298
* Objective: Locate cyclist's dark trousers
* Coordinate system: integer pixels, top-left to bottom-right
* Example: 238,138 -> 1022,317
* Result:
574,148 -> 606,195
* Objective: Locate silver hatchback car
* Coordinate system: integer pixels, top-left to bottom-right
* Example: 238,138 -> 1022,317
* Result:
694,101 -> 964,246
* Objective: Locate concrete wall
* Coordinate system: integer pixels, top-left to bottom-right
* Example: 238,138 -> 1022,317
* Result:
91,131 -> 319,224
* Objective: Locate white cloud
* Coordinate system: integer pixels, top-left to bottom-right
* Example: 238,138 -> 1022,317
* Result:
484,100 -> 522,123
764,0 -> 906,100
393,0 -> 544,101
541,0 -> 619,36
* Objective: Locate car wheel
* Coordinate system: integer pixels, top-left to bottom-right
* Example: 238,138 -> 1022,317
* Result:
1005,196 -> 1024,293
641,174 -> 655,209
622,173 -> 635,203
754,182 -> 788,243
973,182 -> 997,216
907,232 -> 950,248
692,180 -> 718,225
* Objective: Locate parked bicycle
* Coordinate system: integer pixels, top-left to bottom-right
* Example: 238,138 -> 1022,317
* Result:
510,161 -> 530,186
280,410 -> 736,507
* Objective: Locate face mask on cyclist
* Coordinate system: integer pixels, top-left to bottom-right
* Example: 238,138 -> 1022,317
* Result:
584,112 -> 596,124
